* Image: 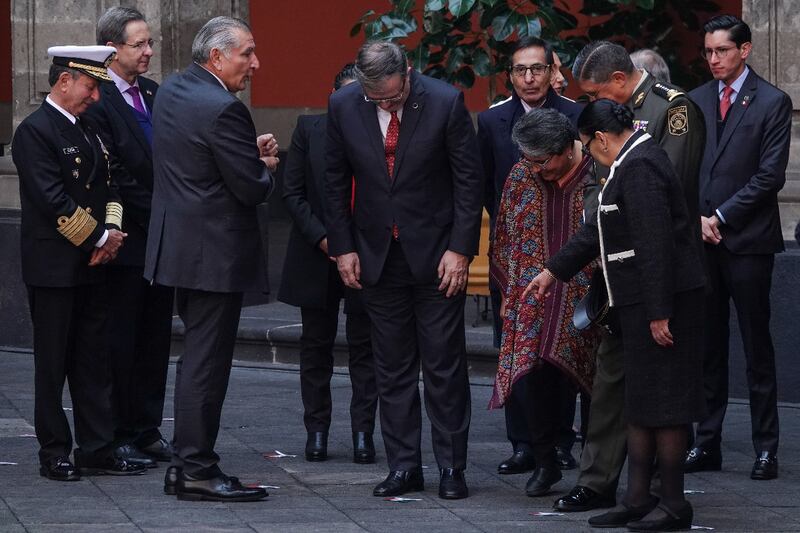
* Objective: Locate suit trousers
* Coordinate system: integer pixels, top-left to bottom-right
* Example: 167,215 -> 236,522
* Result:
576,332 -> 627,496
695,245 -> 779,455
172,288 -> 243,478
362,241 -> 471,471
300,265 -> 377,434
106,265 -> 174,447
27,284 -> 114,465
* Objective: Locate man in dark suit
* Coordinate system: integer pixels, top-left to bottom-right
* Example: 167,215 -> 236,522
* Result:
325,41 -> 483,499
84,6 -> 174,465
554,41 -> 706,513
12,45 -> 148,480
685,14 -> 791,481
477,37 -> 584,482
278,64 -> 377,465
144,17 -> 275,502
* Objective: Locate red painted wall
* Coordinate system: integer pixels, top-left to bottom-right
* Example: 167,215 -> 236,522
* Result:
0,0 -> 11,102
250,0 -> 741,112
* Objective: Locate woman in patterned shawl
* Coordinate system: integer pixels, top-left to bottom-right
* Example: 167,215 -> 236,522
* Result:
489,108 -> 599,497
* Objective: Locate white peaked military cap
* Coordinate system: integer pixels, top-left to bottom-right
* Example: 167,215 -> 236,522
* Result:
47,45 -> 116,82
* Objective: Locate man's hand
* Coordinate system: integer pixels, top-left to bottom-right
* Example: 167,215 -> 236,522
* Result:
650,318 -> 673,347
701,215 -> 722,245
103,229 -> 127,255
88,247 -> 113,266
336,252 -> 362,289
522,269 -> 556,302
318,237 -> 329,255
257,133 -> 279,157
437,250 -> 469,298
258,133 -> 280,172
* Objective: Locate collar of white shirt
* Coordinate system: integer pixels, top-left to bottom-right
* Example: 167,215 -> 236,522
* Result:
718,65 -> 750,103
45,95 -> 77,125
197,63 -> 229,91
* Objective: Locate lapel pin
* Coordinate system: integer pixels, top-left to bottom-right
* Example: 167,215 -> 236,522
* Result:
145,89 -> 153,96
412,102 -> 419,109
742,95 -> 750,106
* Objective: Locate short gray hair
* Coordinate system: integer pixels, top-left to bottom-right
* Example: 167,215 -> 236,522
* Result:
191,16 -> 251,64
630,49 -> 671,83
511,108 -> 575,159
572,41 -> 634,83
97,6 -> 146,45
355,41 -> 407,92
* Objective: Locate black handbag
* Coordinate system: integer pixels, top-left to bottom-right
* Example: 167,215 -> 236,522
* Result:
573,268 -> 620,336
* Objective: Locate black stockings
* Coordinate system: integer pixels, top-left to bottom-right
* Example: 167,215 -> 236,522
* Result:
626,424 -> 688,510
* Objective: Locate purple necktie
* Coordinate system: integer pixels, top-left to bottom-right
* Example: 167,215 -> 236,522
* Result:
125,86 -> 147,115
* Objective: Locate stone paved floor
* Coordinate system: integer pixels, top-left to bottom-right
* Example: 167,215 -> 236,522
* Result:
1,350 -> 798,532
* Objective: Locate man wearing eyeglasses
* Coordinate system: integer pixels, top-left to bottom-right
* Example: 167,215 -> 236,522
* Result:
686,14 -> 791,481
325,41 -> 483,500
554,40 -> 705,514
83,6 -> 172,468
476,37 -> 584,489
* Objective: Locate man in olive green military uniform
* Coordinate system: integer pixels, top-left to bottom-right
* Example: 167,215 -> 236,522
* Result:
553,40 -> 705,513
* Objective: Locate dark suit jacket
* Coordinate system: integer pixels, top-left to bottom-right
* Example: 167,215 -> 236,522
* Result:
84,76 -> 158,266
548,133 -> 704,320
689,68 -> 792,254
278,113 -> 335,308
324,71 -> 483,286
477,88 -> 583,221
144,63 -> 274,292
12,101 -> 121,287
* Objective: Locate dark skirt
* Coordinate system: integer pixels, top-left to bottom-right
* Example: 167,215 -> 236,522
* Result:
617,288 -> 707,427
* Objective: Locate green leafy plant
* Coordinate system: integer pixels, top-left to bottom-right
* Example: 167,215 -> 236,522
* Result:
352,0 -> 721,104
351,0 -> 582,104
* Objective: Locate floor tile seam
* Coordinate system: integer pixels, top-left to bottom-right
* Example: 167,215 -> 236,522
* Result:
0,492 -> 27,532
87,478 -> 148,533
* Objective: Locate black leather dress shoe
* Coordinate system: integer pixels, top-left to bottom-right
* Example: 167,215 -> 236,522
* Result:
114,444 -> 157,469
684,447 -> 721,473
439,468 -> 468,499
497,449 -> 536,475
352,432 -> 375,464
140,438 -> 174,462
556,446 -> 578,470
525,465 -> 562,497
164,466 -> 181,495
75,454 -> 147,476
627,501 -> 693,531
587,498 -> 657,528
751,451 -> 778,480
373,469 -> 424,497
39,457 -> 80,481
305,431 -> 328,462
554,485 -> 616,512
177,472 -> 268,502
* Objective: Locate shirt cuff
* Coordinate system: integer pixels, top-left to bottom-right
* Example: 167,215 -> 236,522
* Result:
715,209 -> 726,225
95,229 -> 109,248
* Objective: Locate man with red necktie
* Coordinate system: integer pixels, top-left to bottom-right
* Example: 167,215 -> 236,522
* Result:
687,14 -> 792,480
324,41 -> 483,500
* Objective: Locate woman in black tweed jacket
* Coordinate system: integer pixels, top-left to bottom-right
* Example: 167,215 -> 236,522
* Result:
526,99 -> 705,532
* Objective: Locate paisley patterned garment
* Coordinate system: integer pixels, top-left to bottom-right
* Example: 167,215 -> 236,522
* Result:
488,155 -> 598,409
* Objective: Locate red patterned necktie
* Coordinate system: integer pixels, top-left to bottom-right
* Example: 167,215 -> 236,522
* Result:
384,111 -> 400,240
719,85 -> 734,120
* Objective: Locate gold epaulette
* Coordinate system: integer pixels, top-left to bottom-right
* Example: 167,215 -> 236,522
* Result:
652,82 -> 684,102
105,201 -> 123,229
57,206 -> 97,247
